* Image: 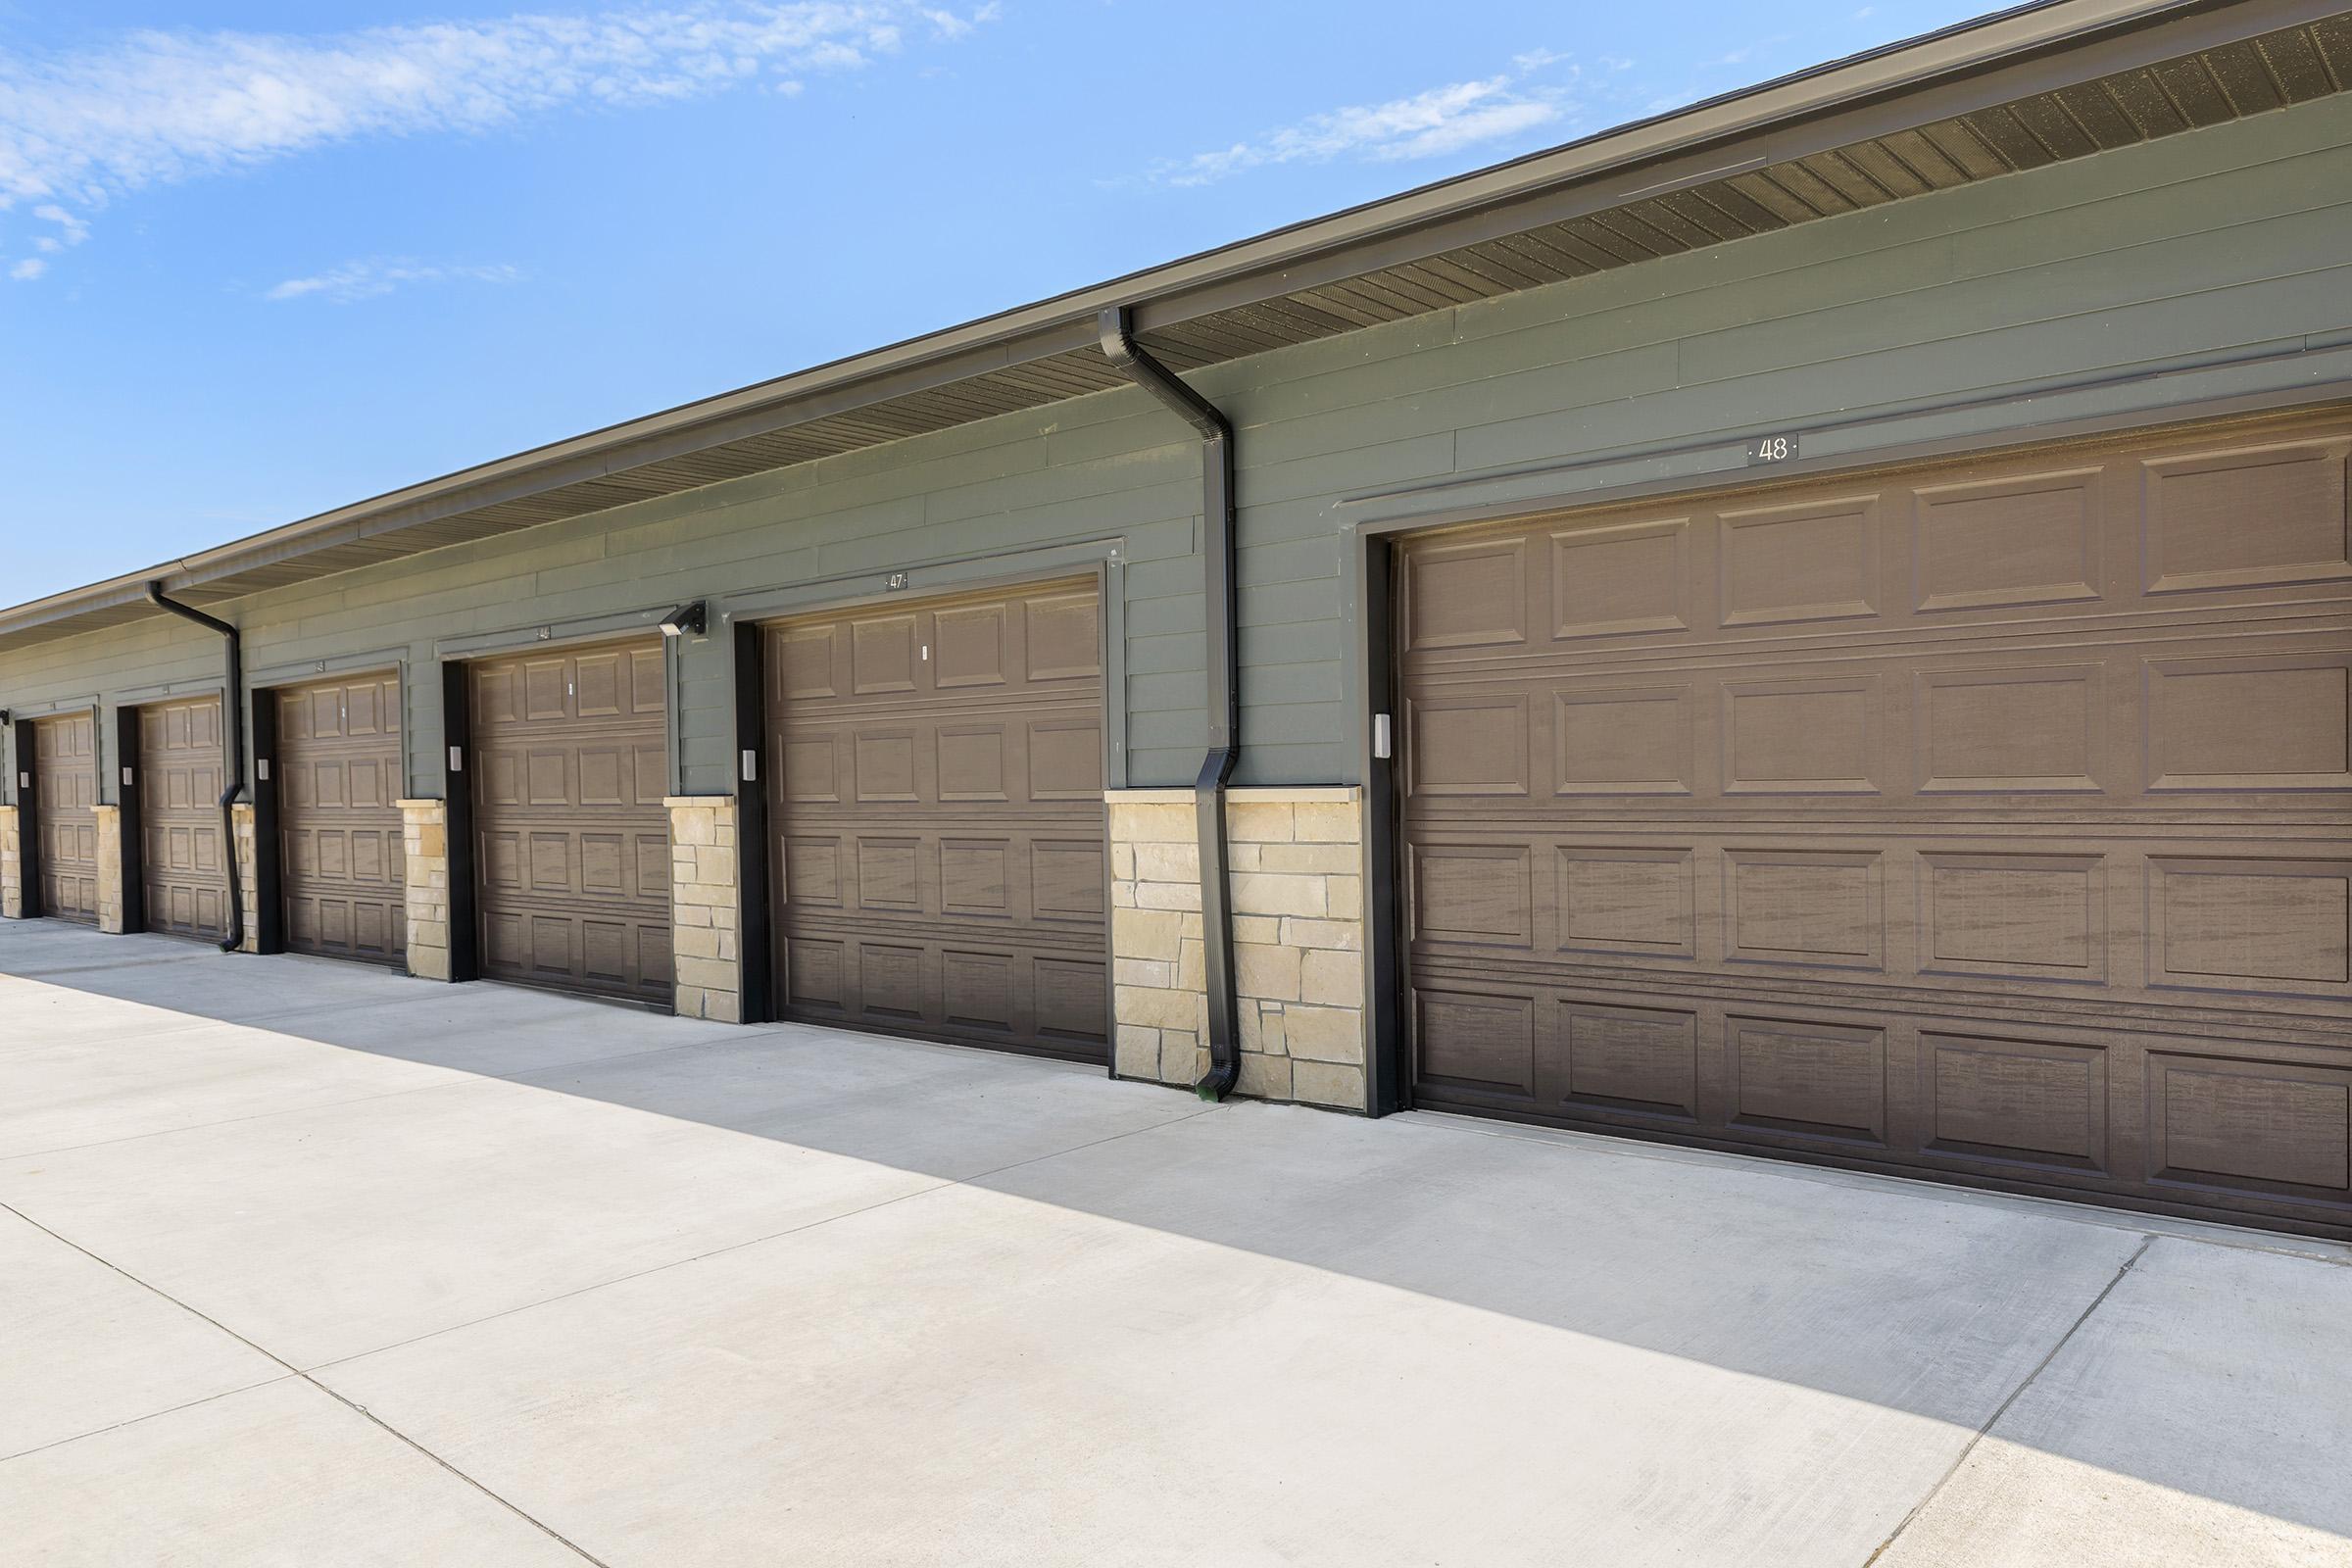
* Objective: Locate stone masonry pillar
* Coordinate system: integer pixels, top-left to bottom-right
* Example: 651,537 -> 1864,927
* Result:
91,803 -> 126,933
1106,787 -> 1368,1111
229,802 -> 261,953
0,805 -> 20,918
397,799 -> 453,980
665,796 -> 742,1023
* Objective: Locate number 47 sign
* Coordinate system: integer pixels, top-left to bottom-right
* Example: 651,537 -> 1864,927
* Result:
1744,432 -> 1801,465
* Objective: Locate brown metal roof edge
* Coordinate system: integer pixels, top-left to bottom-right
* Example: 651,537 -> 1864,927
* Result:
1,0 -> 2317,642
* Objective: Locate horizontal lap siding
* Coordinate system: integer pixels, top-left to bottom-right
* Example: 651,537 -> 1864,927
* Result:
1198,94 -> 2352,786
3,97 -> 2350,794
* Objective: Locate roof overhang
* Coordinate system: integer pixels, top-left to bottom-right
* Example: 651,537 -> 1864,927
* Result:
5,0 -> 2346,655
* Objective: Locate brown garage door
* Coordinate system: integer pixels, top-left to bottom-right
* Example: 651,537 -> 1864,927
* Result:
1397,407 -> 2352,1238
33,712 -> 99,924
140,694 -> 230,942
469,637 -> 671,1005
764,579 -> 1108,1060
276,674 -> 406,966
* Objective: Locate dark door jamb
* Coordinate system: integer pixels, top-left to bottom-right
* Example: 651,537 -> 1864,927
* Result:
731,619 -> 773,1025
249,692 -> 284,955
114,707 -> 145,937
439,660 -> 479,983
10,717 -> 40,918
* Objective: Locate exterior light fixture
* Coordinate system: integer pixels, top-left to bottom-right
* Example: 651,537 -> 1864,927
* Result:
659,602 -> 708,638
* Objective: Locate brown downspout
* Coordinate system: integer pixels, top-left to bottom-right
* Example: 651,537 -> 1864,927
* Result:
144,584 -> 246,954
1099,307 -> 1242,1101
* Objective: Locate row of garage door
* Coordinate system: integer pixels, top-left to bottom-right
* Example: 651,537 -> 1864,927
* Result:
442,577 -> 1111,1041
17,577 -> 1115,1055
11,411 -> 2346,1237
30,697 -> 249,941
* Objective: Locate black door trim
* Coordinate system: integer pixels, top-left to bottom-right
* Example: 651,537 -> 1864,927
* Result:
10,716 -> 40,919
439,659 -> 479,983
113,706 -> 145,936
731,619 -> 774,1025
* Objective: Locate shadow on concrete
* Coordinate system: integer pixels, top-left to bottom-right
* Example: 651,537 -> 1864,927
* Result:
4,917 -> 2347,1552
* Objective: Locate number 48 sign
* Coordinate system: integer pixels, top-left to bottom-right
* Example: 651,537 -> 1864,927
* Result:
1744,431 -> 1801,466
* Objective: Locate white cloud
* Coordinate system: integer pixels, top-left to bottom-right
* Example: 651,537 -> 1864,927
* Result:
265,259 -> 525,303
920,3 -> 999,39
1145,51 -> 1602,187
28,202 -> 86,253
10,257 -> 47,280
0,2 -> 997,276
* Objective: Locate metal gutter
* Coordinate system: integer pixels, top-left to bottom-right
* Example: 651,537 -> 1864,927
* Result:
1119,0 -> 2348,329
0,0 -> 2314,644
1099,307 -> 1242,1102
142,585 -> 246,954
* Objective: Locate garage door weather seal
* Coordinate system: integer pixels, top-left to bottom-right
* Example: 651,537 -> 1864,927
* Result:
143,584 -> 246,954
1100,306 -> 1241,1101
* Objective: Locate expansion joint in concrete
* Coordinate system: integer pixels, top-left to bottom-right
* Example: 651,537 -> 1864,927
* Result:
1861,1233 -> 2158,1566
0,1200 -> 616,1568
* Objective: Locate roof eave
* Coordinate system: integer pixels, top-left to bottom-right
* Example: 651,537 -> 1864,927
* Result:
3,0 -> 2332,648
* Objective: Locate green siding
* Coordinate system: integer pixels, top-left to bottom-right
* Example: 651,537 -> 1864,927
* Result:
3,93 -> 2349,799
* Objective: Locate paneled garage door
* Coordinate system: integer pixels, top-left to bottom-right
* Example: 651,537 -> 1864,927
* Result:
276,674 -> 407,966
33,712 -> 99,924
469,638 -> 671,1005
140,694 -> 230,942
1397,408 -> 2351,1237
764,578 -> 1108,1060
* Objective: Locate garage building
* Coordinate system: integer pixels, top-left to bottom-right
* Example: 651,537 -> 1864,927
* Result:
3,0 -> 2347,1240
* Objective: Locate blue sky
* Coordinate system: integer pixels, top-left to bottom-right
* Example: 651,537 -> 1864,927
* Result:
1,0 -> 1992,604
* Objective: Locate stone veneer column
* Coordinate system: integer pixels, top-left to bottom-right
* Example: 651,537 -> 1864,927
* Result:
1107,787 -> 1367,1110
397,800 -> 453,980
1106,793 -> 1207,1088
665,796 -> 742,1024
229,802 -> 261,953
91,804 -> 126,933
0,805 -> 20,918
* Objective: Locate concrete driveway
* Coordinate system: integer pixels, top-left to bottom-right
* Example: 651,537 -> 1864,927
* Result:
3,920 -> 2346,1567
